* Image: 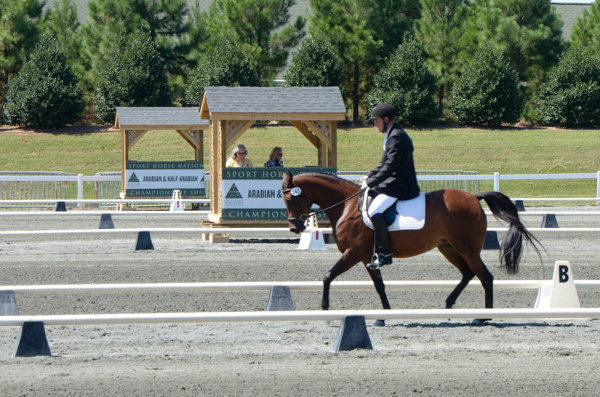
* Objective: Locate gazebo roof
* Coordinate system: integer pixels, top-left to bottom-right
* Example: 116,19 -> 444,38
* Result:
200,87 -> 347,120
115,107 -> 210,130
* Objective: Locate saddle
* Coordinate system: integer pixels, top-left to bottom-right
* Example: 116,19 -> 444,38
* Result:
360,189 -> 426,231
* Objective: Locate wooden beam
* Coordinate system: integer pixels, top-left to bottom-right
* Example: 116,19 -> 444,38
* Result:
127,130 -> 148,150
304,121 -> 333,150
290,121 -> 319,149
118,124 -> 209,130
207,112 -> 346,121
200,92 -> 210,119
176,130 -> 200,150
226,120 -> 255,149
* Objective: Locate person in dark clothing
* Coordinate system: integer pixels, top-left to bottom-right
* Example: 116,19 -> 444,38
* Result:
264,146 -> 284,167
360,103 -> 420,269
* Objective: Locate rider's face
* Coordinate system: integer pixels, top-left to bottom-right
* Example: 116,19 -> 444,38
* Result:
373,117 -> 388,133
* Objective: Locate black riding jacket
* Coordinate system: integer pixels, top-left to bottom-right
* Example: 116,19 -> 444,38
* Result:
365,123 -> 420,200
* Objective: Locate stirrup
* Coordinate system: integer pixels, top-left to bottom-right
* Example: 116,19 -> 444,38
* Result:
367,252 -> 392,269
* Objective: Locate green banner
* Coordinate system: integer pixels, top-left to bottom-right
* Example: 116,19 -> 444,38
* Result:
222,167 -> 337,180
127,161 -> 204,170
126,188 -> 205,197
222,208 -> 330,221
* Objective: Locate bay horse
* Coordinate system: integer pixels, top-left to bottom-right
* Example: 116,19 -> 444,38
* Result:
282,172 -> 540,321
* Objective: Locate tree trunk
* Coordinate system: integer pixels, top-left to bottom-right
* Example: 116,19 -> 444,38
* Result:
352,63 -> 359,124
438,83 -> 445,117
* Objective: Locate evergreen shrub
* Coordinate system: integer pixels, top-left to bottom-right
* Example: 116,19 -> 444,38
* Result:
367,40 -> 437,124
94,30 -> 172,124
284,36 -> 342,87
3,35 -> 83,128
184,40 -> 257,106
448,44 -> 520,126
536,45 -> 600,127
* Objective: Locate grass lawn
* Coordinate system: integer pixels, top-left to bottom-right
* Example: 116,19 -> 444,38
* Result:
0,126 -> 598,200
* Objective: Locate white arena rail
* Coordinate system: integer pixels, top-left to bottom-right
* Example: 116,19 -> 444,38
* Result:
0,211 -> 209,216
2,280 -> 600,294
0,227 -> 599,237
1,308 -> 599,326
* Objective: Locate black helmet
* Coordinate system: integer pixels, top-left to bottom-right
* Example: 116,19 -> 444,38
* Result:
369,103 -> 397,121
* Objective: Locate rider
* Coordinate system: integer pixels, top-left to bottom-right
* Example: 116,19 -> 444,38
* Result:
360,103 -> 420,269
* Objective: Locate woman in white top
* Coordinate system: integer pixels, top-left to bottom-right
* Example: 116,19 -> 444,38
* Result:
226,144 -> 254,167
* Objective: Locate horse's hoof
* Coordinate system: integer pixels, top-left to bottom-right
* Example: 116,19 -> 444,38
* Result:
472,318 -> 491,325
373,320 -> 386,327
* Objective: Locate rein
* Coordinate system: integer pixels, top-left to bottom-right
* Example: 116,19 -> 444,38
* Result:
283,184 -> 365,223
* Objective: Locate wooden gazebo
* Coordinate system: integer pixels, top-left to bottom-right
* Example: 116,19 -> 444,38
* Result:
115,107 -> 210,198
199,87 -> 346,226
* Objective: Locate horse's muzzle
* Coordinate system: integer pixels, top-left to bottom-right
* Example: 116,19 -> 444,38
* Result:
288,220 -> 306,234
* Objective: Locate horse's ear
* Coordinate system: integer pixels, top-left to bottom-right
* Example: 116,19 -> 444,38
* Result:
283,171 -> 293,185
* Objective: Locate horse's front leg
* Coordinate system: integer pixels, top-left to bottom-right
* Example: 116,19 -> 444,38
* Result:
366,266 -> 391,327
322,249 -> 360,310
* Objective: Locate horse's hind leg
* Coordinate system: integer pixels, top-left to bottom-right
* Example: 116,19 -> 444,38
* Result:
438,243 -> 476,309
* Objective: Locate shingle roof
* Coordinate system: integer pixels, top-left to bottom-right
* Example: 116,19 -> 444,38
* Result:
202,87 -> 346,118
115,107 -> 209,128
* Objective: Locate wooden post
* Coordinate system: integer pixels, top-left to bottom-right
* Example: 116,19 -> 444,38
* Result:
121,130 -> 129,196
196,131 -> 204,162
318,139 -> 327,167
328,121 -> 337,168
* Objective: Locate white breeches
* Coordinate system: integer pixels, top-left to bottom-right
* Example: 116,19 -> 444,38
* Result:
368,193 -> 396,217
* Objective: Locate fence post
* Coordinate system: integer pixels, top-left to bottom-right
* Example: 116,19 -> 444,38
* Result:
596,171 -> 600,206
77,174 -> 83,208
493,172 -> 500,192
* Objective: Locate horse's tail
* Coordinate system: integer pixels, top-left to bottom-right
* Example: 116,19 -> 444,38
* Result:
476,191 -> 543,274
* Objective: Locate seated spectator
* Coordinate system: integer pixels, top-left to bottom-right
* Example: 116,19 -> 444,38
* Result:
264,146 -> 284,167
226,144 -> 253,167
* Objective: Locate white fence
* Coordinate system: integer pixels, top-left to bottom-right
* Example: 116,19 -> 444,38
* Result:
2,279 -> 600,294
0,172 -> 597,207
1,308 -> 599,326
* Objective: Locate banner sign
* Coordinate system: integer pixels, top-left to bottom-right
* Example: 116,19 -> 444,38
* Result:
125,161 -> 205,197
221,167 -> 337,221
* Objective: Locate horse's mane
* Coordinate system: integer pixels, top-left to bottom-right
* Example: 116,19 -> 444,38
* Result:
294,172 -> 359,191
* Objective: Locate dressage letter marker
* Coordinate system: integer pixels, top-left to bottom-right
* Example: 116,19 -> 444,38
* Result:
535,261 -> 581,310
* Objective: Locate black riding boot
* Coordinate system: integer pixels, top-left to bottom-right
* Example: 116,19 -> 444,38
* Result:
367,213 -> 393,269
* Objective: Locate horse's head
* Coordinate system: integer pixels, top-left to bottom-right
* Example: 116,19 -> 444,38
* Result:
281,172 -> 312,234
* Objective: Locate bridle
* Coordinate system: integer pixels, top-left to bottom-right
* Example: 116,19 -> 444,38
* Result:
283,178 -> 365,223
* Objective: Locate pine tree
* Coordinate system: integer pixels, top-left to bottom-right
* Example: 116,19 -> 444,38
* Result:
207,0 -> 306,86
0,0 -> 44,102
3,34 -> 84,127
310,0 -> 411,123
93,30 -> 172,124
41,0 -> 81,68
458,0 -> 564,120
284,36 -> 342,87
184,40 -> 258,106
571,1 -> 600,53
414,0 -> 469,116
79,0 -> 191,94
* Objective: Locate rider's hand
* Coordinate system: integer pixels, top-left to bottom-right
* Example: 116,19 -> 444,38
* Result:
360,175 -> 367,183
361,179 -> 368,190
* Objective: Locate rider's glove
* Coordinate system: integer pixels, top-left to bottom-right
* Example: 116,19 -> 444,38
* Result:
361,179 -> 369,190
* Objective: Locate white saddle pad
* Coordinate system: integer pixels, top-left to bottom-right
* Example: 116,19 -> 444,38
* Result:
362,192 -> 426,231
